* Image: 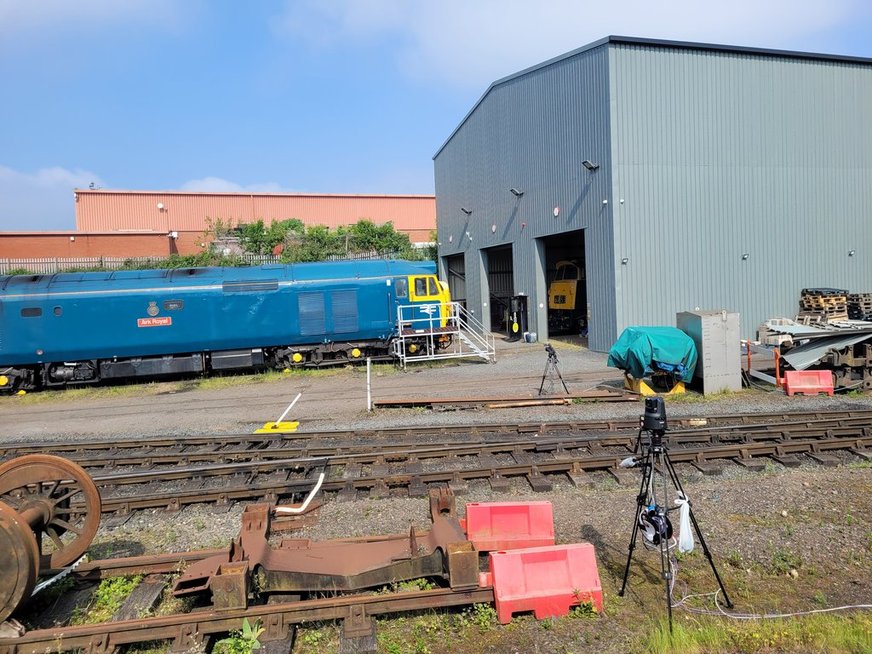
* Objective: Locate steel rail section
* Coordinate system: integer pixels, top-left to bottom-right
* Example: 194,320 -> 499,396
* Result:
0,587 -> 495,654
89,430 -> 872,514
85,422 -> 871,486
4,414 -> 872,475
43,549 -> 228,581
3,409 -> 872,461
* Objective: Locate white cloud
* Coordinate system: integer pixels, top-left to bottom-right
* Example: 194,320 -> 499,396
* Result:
0,165 -> 104,231
274,0 -> 866,88
0,0 -> 186,38
180,176 -> 294,194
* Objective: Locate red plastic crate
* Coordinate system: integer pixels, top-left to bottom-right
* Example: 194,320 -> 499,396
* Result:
465,501 -> 555,551
783,370 -> 834,396
488,543 -> 603,624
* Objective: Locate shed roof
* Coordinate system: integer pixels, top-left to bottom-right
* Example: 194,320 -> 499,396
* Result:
433,35 -> 872,158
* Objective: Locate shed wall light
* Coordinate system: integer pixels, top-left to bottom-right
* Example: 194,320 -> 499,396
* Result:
741,253 -> 750,260
509,188 -> 524,197
460,207 -> 472,215
849,249 -> 856,257
621,257 -> 629,265
582,160 -> 600,171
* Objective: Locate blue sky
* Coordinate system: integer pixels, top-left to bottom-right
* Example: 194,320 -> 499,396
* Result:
1,0 -> 871,230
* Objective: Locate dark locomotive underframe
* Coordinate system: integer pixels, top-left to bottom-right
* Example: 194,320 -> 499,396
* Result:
3,333 -> 452,391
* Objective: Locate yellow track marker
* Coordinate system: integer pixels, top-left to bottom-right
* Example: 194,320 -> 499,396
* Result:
255,392 -> 302,434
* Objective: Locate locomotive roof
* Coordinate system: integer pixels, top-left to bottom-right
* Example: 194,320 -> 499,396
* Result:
0,259 -> 436,294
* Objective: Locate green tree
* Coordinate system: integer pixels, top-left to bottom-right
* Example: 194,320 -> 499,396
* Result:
238,218 -> 305,255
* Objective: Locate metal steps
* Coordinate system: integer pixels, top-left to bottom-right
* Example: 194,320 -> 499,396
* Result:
392,302 -> 496,367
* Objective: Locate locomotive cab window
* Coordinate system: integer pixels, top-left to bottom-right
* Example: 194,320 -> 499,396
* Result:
395,278 -> 408,298
410,275 -> 441,301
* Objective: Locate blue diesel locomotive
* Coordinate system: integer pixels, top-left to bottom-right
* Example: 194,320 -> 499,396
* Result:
0,259 -> 452,390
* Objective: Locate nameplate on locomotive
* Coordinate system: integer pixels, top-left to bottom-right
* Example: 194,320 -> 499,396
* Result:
137,317 -> 173,327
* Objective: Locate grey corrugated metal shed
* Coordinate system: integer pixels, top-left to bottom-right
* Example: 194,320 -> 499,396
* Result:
434,36 -> 872,352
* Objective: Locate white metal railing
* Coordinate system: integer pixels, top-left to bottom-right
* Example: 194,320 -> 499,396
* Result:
392,301 -> 496,367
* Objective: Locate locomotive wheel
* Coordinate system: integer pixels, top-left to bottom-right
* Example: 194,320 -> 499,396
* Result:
0,455 -> 101,569
0,502 -> 39,622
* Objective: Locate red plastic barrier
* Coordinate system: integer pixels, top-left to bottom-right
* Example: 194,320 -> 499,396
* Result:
783,370 -> 834,397
488,543 -> 603,624
465,501 -> 555,551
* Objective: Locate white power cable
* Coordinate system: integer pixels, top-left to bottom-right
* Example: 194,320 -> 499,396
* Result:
273,471 -> 325,515
669,567 -> 872,619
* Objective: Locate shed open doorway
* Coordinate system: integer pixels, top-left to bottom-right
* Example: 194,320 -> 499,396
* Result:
540,229 -> 587,340
482,244 -> 514,334
443,254 -> 466,310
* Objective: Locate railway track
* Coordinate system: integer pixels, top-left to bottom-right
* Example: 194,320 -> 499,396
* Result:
53,417 -> 872,515
4,409 -> 872,465
0,584 -> 493,654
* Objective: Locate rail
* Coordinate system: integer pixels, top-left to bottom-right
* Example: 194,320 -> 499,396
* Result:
12,415 -> 867,514
0,586 -> 494,654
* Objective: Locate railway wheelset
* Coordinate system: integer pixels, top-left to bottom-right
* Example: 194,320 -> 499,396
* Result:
0,455 -> 101,622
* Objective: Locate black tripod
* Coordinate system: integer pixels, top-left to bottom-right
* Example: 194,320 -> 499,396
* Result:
538,344 -> 569,395
618,399 -> 732,632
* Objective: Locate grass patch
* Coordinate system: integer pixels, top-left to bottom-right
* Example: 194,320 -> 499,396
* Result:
71,575 -> 142,625
214,618 -> 264,654
770,548 -> 802,575
1,383 -> 169,405
376,578 -> 438,594
664,388 -> 759,404
0,361 -> 399,403
640,612 -> 872,653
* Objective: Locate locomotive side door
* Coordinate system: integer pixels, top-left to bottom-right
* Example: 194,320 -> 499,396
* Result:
408,275 -> 447,328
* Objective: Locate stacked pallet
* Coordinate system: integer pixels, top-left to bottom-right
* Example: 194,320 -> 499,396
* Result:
797,288 -> 849,323
848,292 -> 872,321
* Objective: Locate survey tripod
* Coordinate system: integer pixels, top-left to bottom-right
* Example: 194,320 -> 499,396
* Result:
617,398 -> 733,631
538,343 -> 569,395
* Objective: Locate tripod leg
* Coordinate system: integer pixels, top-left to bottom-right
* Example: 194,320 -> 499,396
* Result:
663,454 -> 734,609
538,362 -> 548,395
660,531 -> 673,633
654,451 -> 674,633
555,364 -> 569,393
618,450 -> 652,597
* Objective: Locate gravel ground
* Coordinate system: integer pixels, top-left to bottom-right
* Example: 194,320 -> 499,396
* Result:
5,338 -> 872,653
3,337 -> 872,441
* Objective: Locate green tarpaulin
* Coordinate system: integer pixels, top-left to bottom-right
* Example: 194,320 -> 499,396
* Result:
607,326 -> 698,382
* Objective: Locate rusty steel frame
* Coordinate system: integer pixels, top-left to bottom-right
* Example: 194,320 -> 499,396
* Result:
174,489 -> 478,607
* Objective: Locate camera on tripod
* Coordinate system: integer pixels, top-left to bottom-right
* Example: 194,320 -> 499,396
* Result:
641,396 -> 667,433
544,343 -> 558,360
620,396 -> 733,629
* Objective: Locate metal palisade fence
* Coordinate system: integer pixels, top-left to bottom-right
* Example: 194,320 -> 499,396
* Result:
0,250 -> 404,274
